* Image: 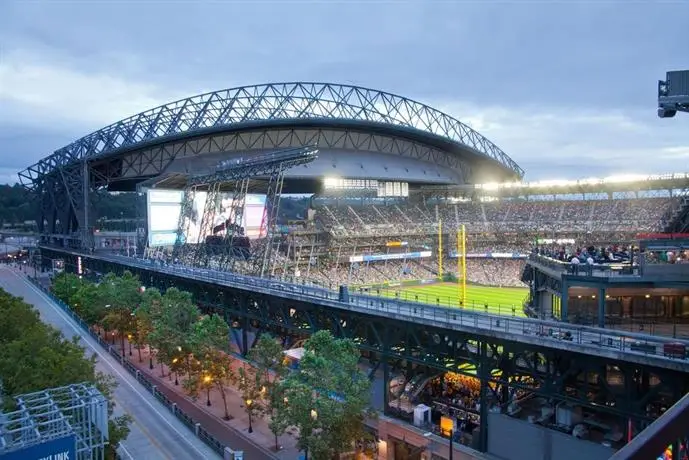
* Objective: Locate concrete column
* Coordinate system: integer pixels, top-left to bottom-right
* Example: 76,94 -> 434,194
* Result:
598,287 -> 606,328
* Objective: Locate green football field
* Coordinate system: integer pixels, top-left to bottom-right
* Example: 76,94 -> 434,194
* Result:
379,283 -> 529,317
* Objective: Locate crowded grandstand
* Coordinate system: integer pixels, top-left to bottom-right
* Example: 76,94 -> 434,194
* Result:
138,174 -> 689,293
257,175 -> 686,291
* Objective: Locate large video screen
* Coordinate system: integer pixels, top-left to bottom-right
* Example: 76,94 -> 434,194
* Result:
147,190 -> 183,246
146,189 -> 266,247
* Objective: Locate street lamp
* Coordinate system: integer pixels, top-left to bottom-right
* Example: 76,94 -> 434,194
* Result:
246,399 -> 253,433
450,428 -> 455,460
204,375 -> 212,406
127,334 -> 133,356
172,358 -> 179,385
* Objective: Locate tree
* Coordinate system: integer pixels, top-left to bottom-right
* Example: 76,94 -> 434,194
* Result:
207,351 -> 235,420
148,288 -> 200,378
248,333 -> 288,450
71,282 -> 108,327
99,272 -> 142,356
186,314 -> 231,411
51,272 -> 86,304
135,288 -> 163,367
274,330 -> 372,459
131,288 -> 162,363
0,289 -> 41,346
236,364 -> 266,433
0,287 -> 131,459
249,333 -> 286,383
189,314 -> 229,356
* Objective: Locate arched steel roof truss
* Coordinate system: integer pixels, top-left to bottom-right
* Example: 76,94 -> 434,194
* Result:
18,82 -> 523,187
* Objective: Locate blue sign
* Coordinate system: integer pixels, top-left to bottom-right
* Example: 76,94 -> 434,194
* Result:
2,435 -> 76,460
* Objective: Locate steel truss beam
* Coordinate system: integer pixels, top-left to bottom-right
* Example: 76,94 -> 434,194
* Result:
219,178 -> 249,273
175,147 -> 317,274
256,169 -> 285,277
102,128 -> 474,186
172,186 -> 197,264
41,248 -> 689,452
192,182 -> 221,267
28,160 -> 102,249
20,82 -> 522,188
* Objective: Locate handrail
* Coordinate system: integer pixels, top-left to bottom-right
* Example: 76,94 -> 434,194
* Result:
609,391 -> 689,460
43,247 -> 689,369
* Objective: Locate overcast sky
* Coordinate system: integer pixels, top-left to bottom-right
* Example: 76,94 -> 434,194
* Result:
1,0 -> 687,185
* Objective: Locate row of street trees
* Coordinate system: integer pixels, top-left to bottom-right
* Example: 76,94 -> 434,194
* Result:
52,271 -> 374,459
0,287 -> 131,460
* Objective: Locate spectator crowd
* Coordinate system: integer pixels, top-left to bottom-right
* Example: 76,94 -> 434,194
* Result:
145,195 -> 678,289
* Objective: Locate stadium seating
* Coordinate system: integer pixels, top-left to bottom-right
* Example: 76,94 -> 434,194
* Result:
165,196 -> 677,289
315,197 -> 677,235
272,196 -> 678,288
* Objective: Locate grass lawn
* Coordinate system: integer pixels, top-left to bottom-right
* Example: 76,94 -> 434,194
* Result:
380,282 -> 529,317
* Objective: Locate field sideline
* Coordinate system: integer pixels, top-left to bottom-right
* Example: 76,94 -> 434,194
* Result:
380,282 -> 529,317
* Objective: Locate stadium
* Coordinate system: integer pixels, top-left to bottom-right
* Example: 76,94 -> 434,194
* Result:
15,77 -> 689,458
18,82 -> 689,322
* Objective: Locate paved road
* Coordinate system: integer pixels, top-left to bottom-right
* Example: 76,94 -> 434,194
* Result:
0,266 -> 221,460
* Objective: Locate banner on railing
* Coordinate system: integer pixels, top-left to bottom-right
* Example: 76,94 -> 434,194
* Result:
349,251 -> 432,263
449,251 -> 528,259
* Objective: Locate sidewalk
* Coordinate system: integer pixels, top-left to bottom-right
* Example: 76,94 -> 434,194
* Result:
122,341 -> 302,459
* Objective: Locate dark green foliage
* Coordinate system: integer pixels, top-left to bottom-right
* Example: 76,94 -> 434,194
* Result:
273,330 -> 373,459
0,287 -> 131,459
0,185 -> 140,228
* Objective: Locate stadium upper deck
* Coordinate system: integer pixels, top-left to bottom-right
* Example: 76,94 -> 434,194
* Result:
310,172 -> 689,237
415,172 -> 689,198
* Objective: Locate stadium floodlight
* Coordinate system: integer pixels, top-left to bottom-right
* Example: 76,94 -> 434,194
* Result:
473,172 -> 689,192
602,174 -> 648,184
323,177 -> 341,189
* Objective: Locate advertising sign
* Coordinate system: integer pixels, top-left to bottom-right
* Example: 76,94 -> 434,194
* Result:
2,434 -> 76,460
349,251 -> 432,263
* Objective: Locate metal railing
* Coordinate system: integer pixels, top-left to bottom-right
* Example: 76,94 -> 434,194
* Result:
529,253 -> 639,277
26,276 -> 244,460
609,391 -> 689,460
75,251 -> 689,368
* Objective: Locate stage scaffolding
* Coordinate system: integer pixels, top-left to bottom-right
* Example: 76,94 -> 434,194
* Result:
0,383 -> 109,459
171,146 -> 318,277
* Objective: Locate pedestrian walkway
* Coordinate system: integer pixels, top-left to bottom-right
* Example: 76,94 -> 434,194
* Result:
122,341 -> 302,459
